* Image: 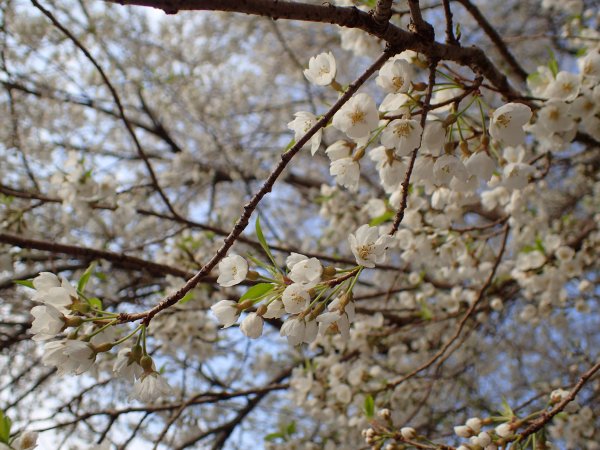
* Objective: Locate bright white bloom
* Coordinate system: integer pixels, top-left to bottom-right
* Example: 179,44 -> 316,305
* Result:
132,372 -> 171,403
11,431 -> 38,450
433,154 -> 468,185
210,300 -> 240,327
288,256 -> 322,287
282,284 -> 310,314
325,140 -> 353,161
42,339 -> 95,375
516,250 -> 546,271
376,59 -> 414,94
380,119 -> 423,157
316,296 -> 355,340
280,316 -> 317,345
369,146 -> 407,193
546,71 -> 580,101
30,305 -> 65,341
32,272 -> 60,291
503,146 -> 533,189
465,151 -> 496,181
263,300 -> 285,319
537,99 -> 573,133
239,312 -> 263,339
113,347 -> 143,381
217,254 -> 248,287
330,157 -> 360,191
303,52 -> 336,86
527,65 -> 554,97
400,427 -> 417,440
421,120 -> 445,156
495,423 -> 513,438
332,93 -> 379,140
348,224 -> 393,268
578,51 -> 600,83
32,277 -> 78,313
286,252 -> 307,270
288,111 -> 322,155
489,103 -> 532,146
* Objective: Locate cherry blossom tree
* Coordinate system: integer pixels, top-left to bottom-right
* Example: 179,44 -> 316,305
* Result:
0,0 -> 598,449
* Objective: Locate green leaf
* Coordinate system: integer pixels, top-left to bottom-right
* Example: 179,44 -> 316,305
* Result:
548,49 -> 559,77
419,301 -> 433,321
499,397 -> 514,418
285,421 -> 296,436
179,292 -> 195,305
255,216 -> 278,268
369,210 -> 394,227
239,283 -> 274,302
14,279 -> 34,289
78,261 -> 97,292
88,297 -> 103,310
364,394 -> 375,418
0,410 -> 11,443
264,432 -> 284,442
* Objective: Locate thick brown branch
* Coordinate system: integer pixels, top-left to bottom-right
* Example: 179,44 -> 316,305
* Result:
102,0 -> 522,99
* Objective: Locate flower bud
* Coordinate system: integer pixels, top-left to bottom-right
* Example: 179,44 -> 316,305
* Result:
322,266 -> 337,279
246,270 -> 259,281
93,342 -> 113,353
140,355 -> 153,372
64,316 -> 84,328
412,81 -> 427,91
400,427 -> 417,440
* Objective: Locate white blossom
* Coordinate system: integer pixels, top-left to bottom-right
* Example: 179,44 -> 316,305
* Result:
282,283 -> 310,314
332,93 -> 379,140
380,119 -> 423,156
288,111 -> 322,155
330,157 -> 360,191
489,103 -> 532,146
11,431 -> 38,450
239,312 -> 264,339
210,300 -> 240,327
348,224 -> 393,268
113,347 -> 143,381
495,423 -> 513,438
288,256 -> 322,287
217,254 -> 248,287
376,59 -> 414,94
303,52 -> 336,86
42,339 -> 95,375
132,371 -> 172,403
30,305 -> 65,341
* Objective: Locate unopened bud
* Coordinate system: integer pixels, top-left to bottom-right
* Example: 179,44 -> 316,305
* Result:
246,270 -> 259,281
93,342 -> 113,353
443,113 -> 457,127
256,304 -> 268,316
72,303 -> 90,314
481,134 -> 490,149
237,300 -> 254,310
64,316 -> 83,328
378,408 -> 391,421
309,302 -> 327,320
459,141 -> 470,156
444,142 -> 455,154
352,147 -> 366,162
412,81 -> 427,91
322,266 -> 337,279
400,427 -> 417,440
140,355 -> 154,372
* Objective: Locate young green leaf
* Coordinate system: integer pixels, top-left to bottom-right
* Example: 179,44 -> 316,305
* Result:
78,261 -> 97,292
0,410 -> 11,444
255,216 -> 278,268
364,394 -> 375,418
13,279 -> 34,289
239,283 -> 274,302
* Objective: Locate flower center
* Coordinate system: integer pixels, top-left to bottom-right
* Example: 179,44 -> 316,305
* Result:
495,113 -> 511,128
358,243 -> 374,259
394,122 -> 413,138
392,76 -> 404,91
350,108 -> 366,125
